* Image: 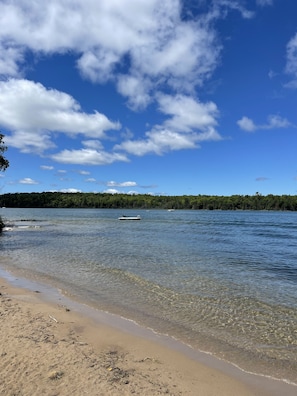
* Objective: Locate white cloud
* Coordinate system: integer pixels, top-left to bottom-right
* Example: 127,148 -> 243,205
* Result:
78,170 -> 90,175
157,94 -> 219,133
126,190 -> 139,195
82,140 -> 104,150
77,49 -> 120,83
0,0 -> 245,164
107,181 -> 137,187
116,94 -> 221,156
0,0 -> 222,105
40,165 -> 54,170
103,188 -> 139,194
285,33 -> 297,88
237,115 -> 291,132
51,148 -> 129,165
0,42 -> 24,76
103,188 -> 120,194
0,79 -> 120,153
19,177 -> 39,185
116,127 -> 200,156
116,74 -> 153,110
265,115 -> 291,129
60,188 -> 82,193
130,20 -> 219,88
209,1 -> 254,20
237,116 -> 257,132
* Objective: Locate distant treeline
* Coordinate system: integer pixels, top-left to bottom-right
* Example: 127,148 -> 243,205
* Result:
1,192 -> 297,211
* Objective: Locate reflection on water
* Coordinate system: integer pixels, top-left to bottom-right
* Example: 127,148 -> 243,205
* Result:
1,208 -> 297,383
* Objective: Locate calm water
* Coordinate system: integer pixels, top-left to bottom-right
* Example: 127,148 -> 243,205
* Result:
1,208 -> 297,384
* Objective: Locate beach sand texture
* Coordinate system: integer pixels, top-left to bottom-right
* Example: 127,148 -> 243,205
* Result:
0,279 -> 262,396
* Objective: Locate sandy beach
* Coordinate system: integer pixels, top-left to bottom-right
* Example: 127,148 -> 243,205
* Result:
0,275 -> 295,396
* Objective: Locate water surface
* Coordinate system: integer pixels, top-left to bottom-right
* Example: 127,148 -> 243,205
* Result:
1,208 -> 296,384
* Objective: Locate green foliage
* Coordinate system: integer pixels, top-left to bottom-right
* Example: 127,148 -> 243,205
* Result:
0,134 -> 9,233
0,134 -> 9,172
1,192 -> 297,211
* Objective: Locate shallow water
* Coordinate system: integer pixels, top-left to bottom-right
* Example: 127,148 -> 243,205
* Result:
1,208 -> 297,384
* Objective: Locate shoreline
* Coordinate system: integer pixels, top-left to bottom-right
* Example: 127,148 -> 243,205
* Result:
1,267 -> 296,395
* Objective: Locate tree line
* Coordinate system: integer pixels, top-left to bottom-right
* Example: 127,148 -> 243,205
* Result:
1,191 -> 297,211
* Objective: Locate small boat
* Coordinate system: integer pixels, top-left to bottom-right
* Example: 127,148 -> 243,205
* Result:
118,215 -> 141,220
3,226 -> 13,231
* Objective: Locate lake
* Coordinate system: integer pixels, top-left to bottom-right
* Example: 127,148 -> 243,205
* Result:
1,208 -> 296,384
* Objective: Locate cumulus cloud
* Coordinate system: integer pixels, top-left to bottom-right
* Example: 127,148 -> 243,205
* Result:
102,188 -> 119,194
265,115 -> 291,129
157,94 -> 219,133
0,79 -> 120,154
51,148 -> 129,165
237,116 -> 257,132
60,188 -> 82,193
0,0 -> 255,166
237,115 -> 291,132
117,127 -> 216,156
103,188 -> 139,194
0,0 -> 221,103
0,42 -> 24,77
40,165 -> 54,170
116,74 -> 153,110
82,140 -> 104,150
19,177 -> 39,185
116,94 -> 221,156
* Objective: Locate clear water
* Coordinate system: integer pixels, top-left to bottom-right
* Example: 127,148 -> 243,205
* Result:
1,208 -> 297,383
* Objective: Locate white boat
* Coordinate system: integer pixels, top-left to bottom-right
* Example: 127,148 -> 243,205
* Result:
118,215 -> 141,220
3,226 -> 13,231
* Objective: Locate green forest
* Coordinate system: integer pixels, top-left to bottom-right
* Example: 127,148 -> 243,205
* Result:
1,192 -> 297,211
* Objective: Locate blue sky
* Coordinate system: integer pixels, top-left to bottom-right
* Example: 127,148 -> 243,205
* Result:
0,0 -> 297,196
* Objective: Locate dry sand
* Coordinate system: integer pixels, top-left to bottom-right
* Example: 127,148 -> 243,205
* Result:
0,278 -> 294,396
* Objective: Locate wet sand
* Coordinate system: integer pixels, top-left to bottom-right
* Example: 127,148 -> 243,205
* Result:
0,275 -> 295,396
